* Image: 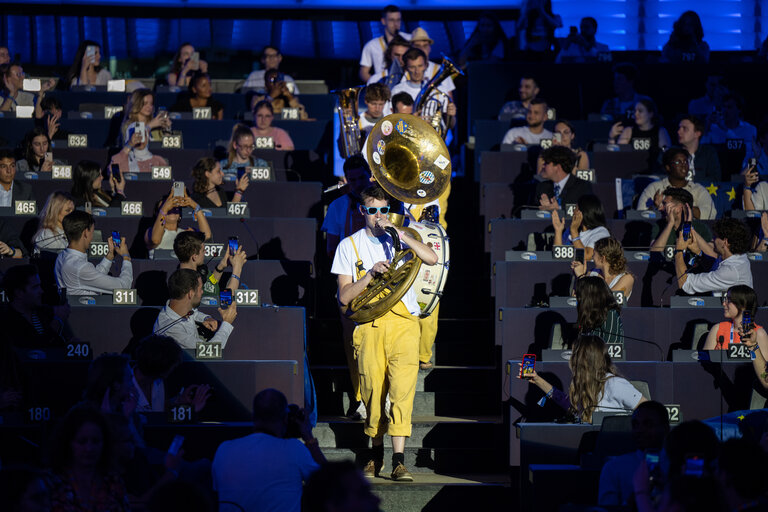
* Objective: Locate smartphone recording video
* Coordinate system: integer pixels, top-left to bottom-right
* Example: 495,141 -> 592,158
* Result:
111,231 -> 121,248
519,354 -> 536,379
228,236 -> 239,255
219,288 -> 233,309
574,248 -> 585,262
682,221 -> 691,241
111,164 -> 121,182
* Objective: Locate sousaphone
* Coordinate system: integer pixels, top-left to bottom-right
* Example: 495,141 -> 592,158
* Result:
341,113 -> 451,323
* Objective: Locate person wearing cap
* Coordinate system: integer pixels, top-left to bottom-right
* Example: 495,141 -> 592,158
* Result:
410,27 -> 455,99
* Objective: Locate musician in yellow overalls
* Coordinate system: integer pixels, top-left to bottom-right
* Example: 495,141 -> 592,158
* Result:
332,184 -> 438,482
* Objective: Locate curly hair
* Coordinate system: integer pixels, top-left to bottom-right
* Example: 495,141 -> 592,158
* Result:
713,218 -> 750,255
594,237 -> 628,276
568,335 -> 619,423
191,157 -> 218,195
575,275 -> 619,332
540,145 -> 576,174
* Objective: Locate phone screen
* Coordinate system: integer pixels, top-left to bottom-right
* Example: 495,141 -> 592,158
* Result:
228,237 -> 239,255
682,221 -> 691,241
111,231 -> 121,248
86,46 -> 96,58
742,311 -> 753,332
219,288 -> 233,308
520,354 -> 536,379
168,435 -> 184,456
111,164 -> 121,182
173,181 -> 185,197
237,167 -> 246,181
574,248 -> 585,262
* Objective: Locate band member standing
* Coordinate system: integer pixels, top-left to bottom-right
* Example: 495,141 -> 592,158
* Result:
332,184 -> 438,482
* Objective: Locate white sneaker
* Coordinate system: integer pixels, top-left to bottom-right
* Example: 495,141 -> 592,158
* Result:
356,400 -> 367,420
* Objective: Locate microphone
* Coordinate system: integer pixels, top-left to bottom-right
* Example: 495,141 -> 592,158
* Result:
718,335 -> 725,350
239,218 -> 261,260
154,310 -> 194,335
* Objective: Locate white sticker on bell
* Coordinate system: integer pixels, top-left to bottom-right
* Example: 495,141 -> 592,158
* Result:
417,189 -> 426,197
434,154 -> 450,170
372,152 -> 381,164
381,120 -> 393,136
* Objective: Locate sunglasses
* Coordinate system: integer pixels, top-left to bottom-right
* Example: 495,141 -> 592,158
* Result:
360,206 -> 390,215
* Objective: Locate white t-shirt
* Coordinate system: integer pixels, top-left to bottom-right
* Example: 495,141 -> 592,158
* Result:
242,70 -> 299,94
502,126 -> 553,145
635,177 -> 717,220
580,226 -> 611,249
425,60 -> 455,92
360,32 -> 412,75
596,375 -> 643,414
331,228 -> 420,316
746,182 -> 768,211
212,433 -> 319,512
34,227 -> 68,251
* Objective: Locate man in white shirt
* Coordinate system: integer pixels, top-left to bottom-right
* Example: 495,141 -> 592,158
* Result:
358,83 -> 389,137
55,210 -> 133,295
502,98 -> 553,145
636,147 -> 717,220
366,36 -> 409,88
212,388 -> 325,512
359,5 -> 411,82
410,27 -> 455,98
153,268 -> 236,350
391,48 -> 456,128
242,46 -> 299,95
676,218 -> 753,295
332,184 -> 437,482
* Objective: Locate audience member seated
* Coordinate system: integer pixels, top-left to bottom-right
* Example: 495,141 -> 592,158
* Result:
153,268 -> 236,349
521,335 -> 644,423
130,334 -> 210,413
34,191 -> 75,251
661,11 -> 710,63
302,461 -> 380,512
0,149 -> 34,207
0,217 -> 25,258
716,438 -> 768,512
322,155 -> 372,261
609,98 -> 671,157
0,46 -> 9,65
675,218 -> 753,295
501,98 -> 552,145
498,75 -> 540,121
535,145 -> 593,211
145,187 -> 212,252
457,12 -> 506,67
190,157 -> 247,208
70,160 -> 125,208
48,406 -> 130,512
575,276 -> 624,344
359,4 -> 410,82
557,16 -> 609,63
636,148 -> 716,219
167,42 -> 208,89
0,468 -> 51,512
173,230 -> 247,300
55,210 -> 133,295
410,27 -> 456,98
359,83 -> 390,137
536,120 -> 589,171
677,115 -> 721,184
250,100 -> 295,151
38,95 -> 67,141
600,63 -> 651,120
702,93 -> 757,167
516,0 -> 562,54
1,62 -> 51,115
257,69 -> 308,120
688,75 -> 725,119
16,127 -> 59,174
649,187 -> 712,252
598,400 -> 670,507
243,46 -> 299,94
703,285 -> 765,350
366,35 -> 409,88
1,264 -> 73,349
119,89 -> 172,145
110,122 -> 169,176
573,237 -> 635,299
212,388 -> 325,512
552,194 -> 610,259
220,123 -> 268,174
67,40 -> 112,88
170,71 -> 223,120
391,92 -> 414,114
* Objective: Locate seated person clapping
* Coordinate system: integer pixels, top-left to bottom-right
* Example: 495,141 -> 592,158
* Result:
34,191 -> 75,251
219,123 -> 268,175
190,157 -> 248,208
110,119 -> 169,175
170,71 -> 223,120
120,89 -> 173,144
650,188 -> 712,253
71,160 -> 126,208
551,194 -> 610,260
521,335 -> 645,423
145,188 -> 212,253
249,100 -> 295,151
55,210 -> 133,295
16,127 -> 58,173
167,42 -> 208,89
572,237 -> 635,299
67,40 -> 112,88
535,146 -> 593,211
1,264 -> 74,349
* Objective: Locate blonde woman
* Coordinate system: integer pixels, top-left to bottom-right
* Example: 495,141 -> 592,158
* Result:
119,89 -> 171,144
34,191 -> 75,251
219,123 -> 268,175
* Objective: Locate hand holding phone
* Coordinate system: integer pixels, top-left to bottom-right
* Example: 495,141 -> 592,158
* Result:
574,248 -> 585,263
111,164 -> 122,183
219,288 -> 233,309
519,354 -> 536,379
173,181 -> 185,197
111,231 -> 121,248
682,221 -> 692,241
228,236 -> 239,255
742,310 -> 754,334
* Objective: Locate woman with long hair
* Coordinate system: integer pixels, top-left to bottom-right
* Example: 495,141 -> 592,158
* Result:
662,11 -> 710,63
220,123 -> 268,174
167,42 -> 208,88
144,185 -> 211,252
572,237 -> 635,300
249,99 -> 294,151
111,95 -> 169,174
575,275 -> 624,344
67,40 -> 112,88
33,191 -> 74,251
16,127 -> 56,174
190,157 -> 248,208
48,406 -> 130,512
609,98 -> 672,151
552,194 -> 610,261
70,160 -> 125,208
536,120 -> 590,174
523,335 -> 646,423
119,89 -> 172,144
170,71 -> 224,120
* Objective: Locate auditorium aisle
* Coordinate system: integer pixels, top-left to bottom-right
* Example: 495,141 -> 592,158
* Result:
308,176 -> 515,510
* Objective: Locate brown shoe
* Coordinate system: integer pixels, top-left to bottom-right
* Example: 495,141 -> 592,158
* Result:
363,459 -> 381,479
391,463 -> 413,482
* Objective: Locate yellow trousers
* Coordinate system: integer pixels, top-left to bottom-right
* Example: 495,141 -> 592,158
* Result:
353,304 -> 419,438
418,302 -> 440,363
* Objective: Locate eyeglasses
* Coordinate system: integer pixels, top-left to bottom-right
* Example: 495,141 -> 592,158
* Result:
360,206 -> 390,215
238,144 -> 257,150
671,160 -> 688,166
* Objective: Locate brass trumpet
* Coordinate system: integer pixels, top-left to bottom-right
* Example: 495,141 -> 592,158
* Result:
332,85 -> 364,158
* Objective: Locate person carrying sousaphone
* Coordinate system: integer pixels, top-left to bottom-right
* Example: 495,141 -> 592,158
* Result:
332,184 -> 438,482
